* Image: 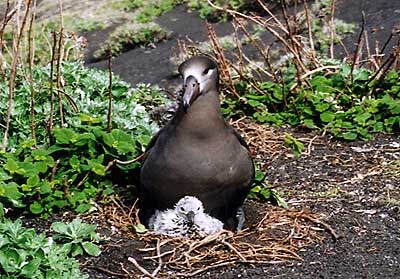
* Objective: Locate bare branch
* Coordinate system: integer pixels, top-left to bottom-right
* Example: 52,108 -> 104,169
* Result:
107,50 -> 113,133
2,0 -> 33,152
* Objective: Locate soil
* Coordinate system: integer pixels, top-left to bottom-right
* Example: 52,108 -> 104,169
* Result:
76,128 -> 400,279
84,0 -> 400,88
85,4 -> 234,89
14,0 -> 400,278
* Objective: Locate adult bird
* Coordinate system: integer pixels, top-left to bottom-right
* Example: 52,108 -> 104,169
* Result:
139,56 -> 254,230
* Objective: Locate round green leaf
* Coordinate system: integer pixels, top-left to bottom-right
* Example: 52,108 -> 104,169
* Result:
82,242 -> 101,256
342,131 -> 358,140
29,202 -> 43,214
320,111 -> 335,122
134,224 -> 147,234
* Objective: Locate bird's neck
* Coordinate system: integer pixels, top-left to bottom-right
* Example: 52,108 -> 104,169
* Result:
176,89 -> 226,138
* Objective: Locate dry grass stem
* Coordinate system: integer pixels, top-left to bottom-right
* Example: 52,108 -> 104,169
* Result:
28,0 -> 37,144
107,50 -> 113,133
48,31 -> 57,135
128,257 -> 158,279
206,22 -> 240,98
350,11 -> 365,83
2,0 -> 33,152
329,0 -> 336,59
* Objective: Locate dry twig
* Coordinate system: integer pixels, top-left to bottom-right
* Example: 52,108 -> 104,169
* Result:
128,257 -> 158,279
350,11 -> 365,83
2,0 -> 33,152
28,0 -> 37,144
107,50 -> 113,133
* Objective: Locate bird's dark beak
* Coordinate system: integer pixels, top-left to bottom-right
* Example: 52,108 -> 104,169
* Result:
182,75 -> 200,113
186,211 -> 195,223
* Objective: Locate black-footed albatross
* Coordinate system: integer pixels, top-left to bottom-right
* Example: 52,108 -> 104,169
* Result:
139,56 -> 254,230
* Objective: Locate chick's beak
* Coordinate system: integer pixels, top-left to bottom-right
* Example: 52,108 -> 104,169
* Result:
186,211 -> 195,223
182,75 -> 200,113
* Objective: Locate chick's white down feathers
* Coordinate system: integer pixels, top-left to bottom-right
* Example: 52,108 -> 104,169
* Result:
148,196 -> 224,237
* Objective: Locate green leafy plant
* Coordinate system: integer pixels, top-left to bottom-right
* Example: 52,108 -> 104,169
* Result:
248,169 -> 288,208
2,20 -> 85,65
113,0 -> 144,10
223,64 -> 400,141
0,61 -> 171,216
0,61 -> 161,147
94,22 -> 169,59
51,218 -> 101,257
0,219 -> 87,279
284,133 -> 304,157
134,223 -> 148,234
307,0 -> 356,53
187,0 -> 250,21
135,0 -> 180,23
0,124 -> 147,216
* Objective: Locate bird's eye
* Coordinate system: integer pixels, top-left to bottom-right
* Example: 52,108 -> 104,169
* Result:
180,206 -> 185,211
203,68 -> 210,75
197,207 -> 200,211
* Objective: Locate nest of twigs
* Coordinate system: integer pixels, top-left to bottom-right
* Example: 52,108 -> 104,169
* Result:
94,197 -> 335,278
85,119 -> 335,278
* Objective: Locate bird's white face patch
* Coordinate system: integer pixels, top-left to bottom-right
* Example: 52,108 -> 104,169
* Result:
184,67 -> 217,93
175,196 -> 204,215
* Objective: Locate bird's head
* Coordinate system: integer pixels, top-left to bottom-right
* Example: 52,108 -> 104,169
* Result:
178,56 -> 219,113
175,196 -> 204,223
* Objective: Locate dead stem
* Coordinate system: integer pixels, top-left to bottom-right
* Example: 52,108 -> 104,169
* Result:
206,23 -> 240,98
289,65 -> 340,91
232,20 -> 244,74
28,0 -> 37,145
50,159 -> 60,182
233,16 -> 276,80
368,43 -> 400,94
303,135 -> 320,155
56,31 -> 64,128
2,0 -> 33,152
350,11 -> 365,83
208,0 -> 309,73
363,29 -> 379,70
0,1 -> 16,81
107,50 -> 113,133
105,153 -> 144,172
128,257 -> 158,279
220,240 -> 247,261
151,239 -> 163,277
48,31 -> 57,137
329,0 -> 336,59
299,212 -> 340,240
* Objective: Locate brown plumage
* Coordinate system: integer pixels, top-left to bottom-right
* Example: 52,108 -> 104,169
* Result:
139,56 -> 254,229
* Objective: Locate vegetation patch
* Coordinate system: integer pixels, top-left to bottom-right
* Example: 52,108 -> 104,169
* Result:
0,216 -> 101,279
94,22 -> 169,59
0,62 -> 160,146
223,65 -> 400,140
183,0 -> 400,141
51,218 -> 101,257
0,62 -> 170,216
135,0 -> 181,23
187,0 -> 251,21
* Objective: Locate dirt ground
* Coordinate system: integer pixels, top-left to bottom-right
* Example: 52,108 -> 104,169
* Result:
73,126 -> 400,279
17,0 -> 400,278
85,0 -> 400,88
